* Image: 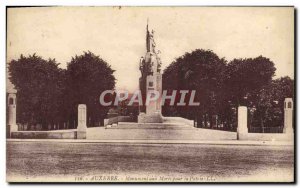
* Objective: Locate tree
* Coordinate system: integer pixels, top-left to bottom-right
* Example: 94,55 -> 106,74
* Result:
65,51 -> 116,127
224,56 -> 276,107
8,54 -> 65,129
214,56 -> 276,129
163,51 -> 282,131
162,49 -> 227,127
251,76 -> 294,129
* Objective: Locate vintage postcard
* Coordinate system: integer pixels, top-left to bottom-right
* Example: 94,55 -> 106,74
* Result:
6,6 -> 294,183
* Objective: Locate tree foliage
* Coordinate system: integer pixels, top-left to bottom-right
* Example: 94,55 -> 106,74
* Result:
65,51 -> 116,126
163,49 -> 227,125
8,52 -> 116,129
251,77 -> 294,128
8,49 -> 293,130
224,56 -> 276,107
8,54 -> 65,129
163,49 -> 293,129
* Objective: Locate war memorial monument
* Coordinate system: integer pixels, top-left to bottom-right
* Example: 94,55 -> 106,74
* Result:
6,7 -> 294,183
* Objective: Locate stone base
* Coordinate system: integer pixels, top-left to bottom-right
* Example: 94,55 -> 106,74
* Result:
237,130 -> 248,140
283,127 -> 293,135
9,124 -> 18,132
11,130 -> 76,139
76,131 -> 86,139
7,124 -> 18,138
138,112 -> 163,123
237,132 -> 294,141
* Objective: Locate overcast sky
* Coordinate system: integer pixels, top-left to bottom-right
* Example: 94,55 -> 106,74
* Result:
7,7 -> 294,92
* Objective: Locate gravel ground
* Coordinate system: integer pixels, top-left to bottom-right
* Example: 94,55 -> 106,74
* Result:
7,141 -> 294,182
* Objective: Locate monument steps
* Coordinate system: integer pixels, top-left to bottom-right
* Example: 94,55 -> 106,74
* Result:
162,116 -> 194,126
106,122 -> 195,130
87,127 -> 237,140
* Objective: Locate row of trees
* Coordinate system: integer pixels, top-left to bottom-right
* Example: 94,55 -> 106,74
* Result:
8,52 -> 115,129
8,49 -> 294,130
162,49 -> 294,129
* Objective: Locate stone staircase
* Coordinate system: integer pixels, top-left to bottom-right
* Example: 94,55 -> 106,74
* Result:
87,126 -> 236,140
105,116 -> 195,130
106,122 -> 194,129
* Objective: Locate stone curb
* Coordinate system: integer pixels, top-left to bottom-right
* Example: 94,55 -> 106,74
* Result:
6,139 -> 294,146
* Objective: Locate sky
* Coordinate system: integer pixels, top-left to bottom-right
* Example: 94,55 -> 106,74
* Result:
7,7 -> 294,92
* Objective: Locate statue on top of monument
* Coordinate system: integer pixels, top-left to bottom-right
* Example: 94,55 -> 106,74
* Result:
149,30 -> 156,53
141,20 -> 162,76
146,21 -> 157,53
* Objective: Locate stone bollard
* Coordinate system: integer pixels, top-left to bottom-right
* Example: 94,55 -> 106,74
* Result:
283,98 -> 293,135
77,104 -> 87,139
8,93 -> 18,137
104,119 -> 109,127
237,106 -> 248,140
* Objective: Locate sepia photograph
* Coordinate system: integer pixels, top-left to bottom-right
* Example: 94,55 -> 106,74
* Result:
6,6 -> 294,183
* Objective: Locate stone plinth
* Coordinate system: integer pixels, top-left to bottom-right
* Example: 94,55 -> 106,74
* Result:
283,98 -> 293,134
138,112 -> 163,123
77,104 -> 87,139
237,106 -> 248,140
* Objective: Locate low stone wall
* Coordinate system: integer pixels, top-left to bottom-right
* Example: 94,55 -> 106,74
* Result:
105,116 -> 134,126
163,116 -> 194,126
238,132 -> 293,141
113,122 -> 193,129
11,130 -> 77,139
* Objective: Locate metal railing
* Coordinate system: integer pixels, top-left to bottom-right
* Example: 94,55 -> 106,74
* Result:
195,123 -> 237,132
248,126 -> 284,133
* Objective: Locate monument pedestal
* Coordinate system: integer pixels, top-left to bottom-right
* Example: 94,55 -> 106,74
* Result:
138,112 -> 163,123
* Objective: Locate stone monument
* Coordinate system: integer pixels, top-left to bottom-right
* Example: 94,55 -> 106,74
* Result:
77,104 -> 87,139
138,21 -> 163,123
283,98 -> 293,134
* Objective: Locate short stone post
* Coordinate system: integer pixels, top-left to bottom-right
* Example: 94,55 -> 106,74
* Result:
104,119 -> 109,127
237,106 -> 248,140
8,93 -> 18,136
283,98 -> 293,134
77,104 -> 87,139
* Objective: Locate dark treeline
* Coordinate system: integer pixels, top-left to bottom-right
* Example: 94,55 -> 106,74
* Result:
162,49 -> 294,129
9,49 -> 294,130
8,52 -> 115,130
